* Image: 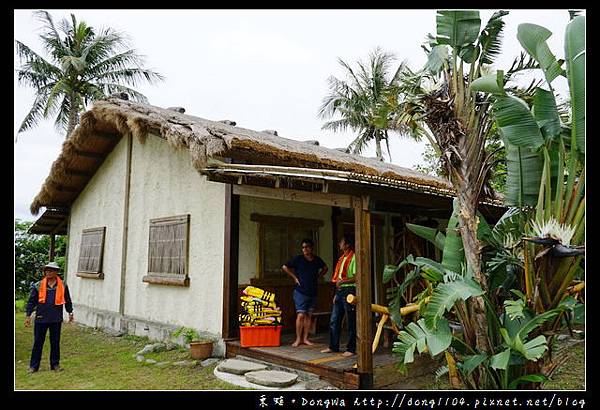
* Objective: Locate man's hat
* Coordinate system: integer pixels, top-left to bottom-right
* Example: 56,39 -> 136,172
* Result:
43,261 -> 61,270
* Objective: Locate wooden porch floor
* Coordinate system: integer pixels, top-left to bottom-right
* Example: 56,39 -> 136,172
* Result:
225,332 -> 438,389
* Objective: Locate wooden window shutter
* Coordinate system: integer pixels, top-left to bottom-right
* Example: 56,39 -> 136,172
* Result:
77,227 -> 106,276
144,214 -> 190,286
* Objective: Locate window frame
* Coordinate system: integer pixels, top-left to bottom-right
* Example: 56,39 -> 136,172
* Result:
142,214 -> 191,287
251,213 -> 323,285
76,226 -> 106,279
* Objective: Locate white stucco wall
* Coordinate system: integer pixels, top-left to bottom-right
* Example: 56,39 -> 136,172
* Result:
123,134 -> 226,335
238,196 -> 334,284
66,137 -> 128,313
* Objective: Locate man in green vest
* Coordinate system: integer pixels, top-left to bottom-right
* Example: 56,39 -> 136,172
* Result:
321,235 -> 356,357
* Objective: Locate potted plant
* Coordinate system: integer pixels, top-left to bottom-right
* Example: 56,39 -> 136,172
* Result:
172,326 -> 213,360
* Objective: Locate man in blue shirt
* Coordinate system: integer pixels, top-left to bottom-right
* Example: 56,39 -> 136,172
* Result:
282,238 -> 328,347
25,261 -> 74,373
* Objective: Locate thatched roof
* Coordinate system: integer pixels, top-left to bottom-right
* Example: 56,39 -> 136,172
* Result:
31,97 -> 465,215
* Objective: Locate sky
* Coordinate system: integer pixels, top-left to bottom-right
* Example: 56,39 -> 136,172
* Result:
14,9 -> 574,222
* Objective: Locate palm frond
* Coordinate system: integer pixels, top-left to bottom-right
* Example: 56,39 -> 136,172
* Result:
95,83 -> 149,103
17,87 -> 52,134
478,10 -> 509,65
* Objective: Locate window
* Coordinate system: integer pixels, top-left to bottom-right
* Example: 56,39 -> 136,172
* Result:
251,213 -> 323,283
142,214 -> 190,286
76,227 -> 106,279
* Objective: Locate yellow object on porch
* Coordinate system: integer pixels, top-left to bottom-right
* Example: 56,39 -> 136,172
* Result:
243,286 -> 276,303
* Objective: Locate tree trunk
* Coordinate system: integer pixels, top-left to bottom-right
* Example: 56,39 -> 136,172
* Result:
65,94 -> 80,139
375,133 -> 383,161
384,131 -> 392,162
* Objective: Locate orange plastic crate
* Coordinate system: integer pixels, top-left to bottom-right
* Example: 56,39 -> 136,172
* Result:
239,326 -> 282,347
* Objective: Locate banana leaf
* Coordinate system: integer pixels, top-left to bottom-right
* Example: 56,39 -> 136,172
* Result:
470,70 -> 505,94
504,141 -> 543,206
517,23 -> 565,83
532,87 -> 561,140
442,198 -> 464,275
406,223 -> 445,251
424,278 -> 484,328
565,16 -> 585,153
436,10 -> 481,48
392,317 -> 453,371
493,95 -> 544,148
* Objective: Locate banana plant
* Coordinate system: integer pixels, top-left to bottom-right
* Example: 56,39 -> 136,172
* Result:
470,13 -> 585,386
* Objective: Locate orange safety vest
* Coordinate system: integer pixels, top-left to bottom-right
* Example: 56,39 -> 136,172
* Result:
38,276 -> 66,305
331,250 -> 355,283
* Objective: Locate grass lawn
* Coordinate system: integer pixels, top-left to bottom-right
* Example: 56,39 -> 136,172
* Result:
15,311 -> 245,390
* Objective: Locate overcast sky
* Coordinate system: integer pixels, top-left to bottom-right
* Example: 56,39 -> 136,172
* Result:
14,9 -> 574,222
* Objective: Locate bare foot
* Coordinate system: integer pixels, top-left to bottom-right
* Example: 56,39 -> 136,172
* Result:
302,339 -> 314,346
320,348 -> 334,353
342,351 -> 355,357
292,340 -> 302,347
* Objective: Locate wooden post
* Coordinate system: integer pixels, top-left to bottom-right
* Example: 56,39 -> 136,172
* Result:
119,133 -> 133,315
222,184 -> 240,340
49,234 -> 55,261
354,195 -> 373,389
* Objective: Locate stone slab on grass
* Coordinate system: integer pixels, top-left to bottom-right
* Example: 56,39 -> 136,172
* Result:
245,370 -> 298,388
217,359 -> 268,375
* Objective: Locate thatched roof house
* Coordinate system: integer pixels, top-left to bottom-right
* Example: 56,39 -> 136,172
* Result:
28,97 -> 504,389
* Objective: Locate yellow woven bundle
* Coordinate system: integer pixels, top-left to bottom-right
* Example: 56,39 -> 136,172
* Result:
239,286 -> 281,326
247,309 -> 281,319
241,296 -> 276,309
243,286 -> 275,303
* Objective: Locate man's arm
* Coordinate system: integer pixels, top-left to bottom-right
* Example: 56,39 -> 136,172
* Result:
282,265 -> 300,285
319,259 -> 329,277
24,285 -> 38,327
64,285 -> 74,322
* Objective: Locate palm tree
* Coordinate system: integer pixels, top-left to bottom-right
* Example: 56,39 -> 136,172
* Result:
16,11 -> 164,139
318,48 -> 407,162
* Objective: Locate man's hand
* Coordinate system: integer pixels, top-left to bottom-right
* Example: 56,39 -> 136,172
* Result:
68,313 -> 74,323
24,316 -> 31,327
294,277 -> 300,286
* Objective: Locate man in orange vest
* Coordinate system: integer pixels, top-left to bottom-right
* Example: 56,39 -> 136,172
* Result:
321,234 -> 356,357
25,261 -> 73,373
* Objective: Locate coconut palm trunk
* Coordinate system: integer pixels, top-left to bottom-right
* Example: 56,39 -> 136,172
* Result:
65,94 -> 79,139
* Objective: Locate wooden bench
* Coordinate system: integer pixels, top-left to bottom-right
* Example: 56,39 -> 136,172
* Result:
309,311 -> 331,335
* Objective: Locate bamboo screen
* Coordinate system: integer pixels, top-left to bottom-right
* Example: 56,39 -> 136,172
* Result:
147,215 -> 190,276
77,227 -> 105,273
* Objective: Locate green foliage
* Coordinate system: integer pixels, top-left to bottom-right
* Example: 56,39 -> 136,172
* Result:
15,10 -> 163,138
172,327 -> 200,344
424,278 -> 484,329
15,219 -> 66,299
393,318 -> 452,372
319,48 -> 408,161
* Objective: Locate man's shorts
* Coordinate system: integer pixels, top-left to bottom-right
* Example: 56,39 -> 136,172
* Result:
293,289 -> 317,314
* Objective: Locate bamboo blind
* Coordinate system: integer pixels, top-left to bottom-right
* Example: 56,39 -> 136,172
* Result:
148,215 -> 189,276
77,227 -> 105,273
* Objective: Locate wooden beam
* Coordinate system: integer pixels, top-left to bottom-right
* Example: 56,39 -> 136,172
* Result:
233,184 -> 352,208
91,131 -> 120,140
222,185 -> 240,339
65,169 -> 94,178
47,181 -> 79,192
354,195 -> 373,389
75,149 -> 105,159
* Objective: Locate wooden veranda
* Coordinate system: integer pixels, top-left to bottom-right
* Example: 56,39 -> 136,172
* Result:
226,332 -> 439,389
213,162 -> 505,389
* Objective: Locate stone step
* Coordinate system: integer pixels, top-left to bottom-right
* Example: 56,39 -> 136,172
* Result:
217,358 -> 268,375
244,370 -> 299,388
